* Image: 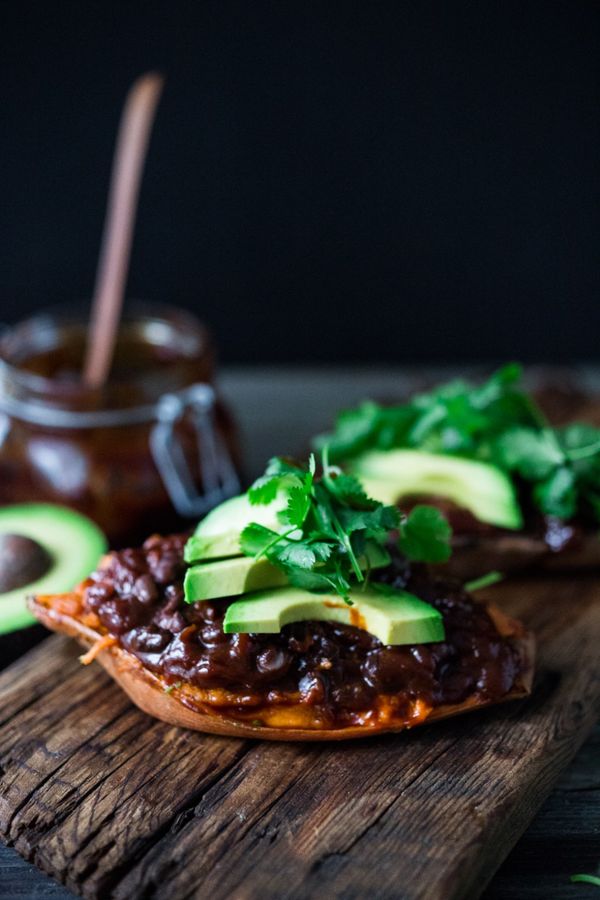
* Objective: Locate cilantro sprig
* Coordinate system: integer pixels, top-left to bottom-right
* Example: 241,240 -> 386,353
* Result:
315,363 -> 536,461
570,873 -> 600,889
316,364 -> 600,526
240,452 -> 452,603
494,422 -> 600,520
464,571 -> 504,592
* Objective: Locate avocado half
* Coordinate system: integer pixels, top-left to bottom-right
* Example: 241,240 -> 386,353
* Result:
0,504 -> 107,634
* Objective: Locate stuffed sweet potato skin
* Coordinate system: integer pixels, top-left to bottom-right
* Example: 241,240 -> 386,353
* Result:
439,532 -> 600,581
28,586 -> 534,742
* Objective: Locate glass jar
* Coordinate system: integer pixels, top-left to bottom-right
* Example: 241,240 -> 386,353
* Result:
0,305 -> 241,546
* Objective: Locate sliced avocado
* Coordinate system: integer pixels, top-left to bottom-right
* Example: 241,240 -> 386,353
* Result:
184,556 -> 288,602
223,584 -> 444,646
185,491 -> 290,562
351,450 -> 522,530
184,540 -> 391,603
0,504 -> 107,634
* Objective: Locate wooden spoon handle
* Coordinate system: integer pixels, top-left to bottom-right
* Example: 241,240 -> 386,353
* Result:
83,72 -> 164,389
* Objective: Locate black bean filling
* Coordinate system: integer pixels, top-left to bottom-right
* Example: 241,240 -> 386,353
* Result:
84,535 -> 522,721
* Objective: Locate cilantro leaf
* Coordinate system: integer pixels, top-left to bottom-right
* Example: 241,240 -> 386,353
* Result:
277,543 -> 316,569
316,364 -> 538,465
240,452 -> 453,603
239,523 -> 282,556
287,566 -> 352,601
285,485 -> 312,528
560,424 -> 600,475
534,467 -> 578,519
279,454 -> 315,527
313,402 -> 382,460
376,405 -> 418,450
326,473 -> 379,508
471,362 -> 523,406
248,457 -> 304,505
560,422 -> 600,453
247,474 -> 281,505
494,427 -> 564,479
398,505 -> 452,563
310,541 -> 333,561
337,504 -> 400,537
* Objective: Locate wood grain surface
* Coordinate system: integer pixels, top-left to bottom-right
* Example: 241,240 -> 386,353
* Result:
2,729 -> 598,900
1,573 -> 599,900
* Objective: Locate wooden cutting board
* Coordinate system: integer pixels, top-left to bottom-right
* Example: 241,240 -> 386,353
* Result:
1,574 -> 599,900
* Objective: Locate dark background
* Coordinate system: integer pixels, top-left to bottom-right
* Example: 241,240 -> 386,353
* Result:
0,1 -> 598,364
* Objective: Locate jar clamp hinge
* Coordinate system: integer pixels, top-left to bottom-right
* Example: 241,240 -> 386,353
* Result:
150,384 -> 240,517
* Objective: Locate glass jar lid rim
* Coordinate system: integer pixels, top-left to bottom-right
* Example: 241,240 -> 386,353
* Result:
0,387 -> 200,427
0,303 -> 212,423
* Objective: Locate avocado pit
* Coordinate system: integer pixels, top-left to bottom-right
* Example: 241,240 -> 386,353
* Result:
0,533 -> 53,594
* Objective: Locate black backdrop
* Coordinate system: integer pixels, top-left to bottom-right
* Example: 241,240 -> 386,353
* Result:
1,1 -> 598,364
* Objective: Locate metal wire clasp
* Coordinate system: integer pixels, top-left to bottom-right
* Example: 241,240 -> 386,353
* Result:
150,383 -> 240,517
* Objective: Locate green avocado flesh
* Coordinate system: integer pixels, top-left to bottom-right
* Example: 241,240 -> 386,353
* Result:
351,450 -> 523,530
185,491 -> 290,562
223,585 -> 444,646
0,504 -> 107,634
184,542 -> 391,604
185,556 -> 288,601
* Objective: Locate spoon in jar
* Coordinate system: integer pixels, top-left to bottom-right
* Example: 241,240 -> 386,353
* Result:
82,72 -> 164,389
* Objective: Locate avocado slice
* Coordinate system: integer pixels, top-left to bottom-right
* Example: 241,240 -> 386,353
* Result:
350,450 -> 522,530
185,556 -> 288,602
223,584 -> 444,646
185,491 -> 290,562
184,541 -> 391,603
0,504 -> 107,634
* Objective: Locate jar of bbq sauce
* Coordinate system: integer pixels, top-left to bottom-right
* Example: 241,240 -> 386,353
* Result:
0,305 -> 241,546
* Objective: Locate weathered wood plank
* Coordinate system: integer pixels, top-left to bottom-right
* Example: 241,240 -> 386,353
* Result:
3,724 -> 599,899
484,726 -> 600,899
0,574 -> 599,900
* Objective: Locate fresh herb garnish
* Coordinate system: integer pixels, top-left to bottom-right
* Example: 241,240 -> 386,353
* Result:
398,505 -> 452,563
494,421 -> 600,520
316,364 -> 600,526
464,571 -> 504,592
571,873 -> 600,888
315,364 -> 535,461
240,452 -> 452,603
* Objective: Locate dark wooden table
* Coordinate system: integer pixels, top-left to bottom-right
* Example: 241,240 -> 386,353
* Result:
1,366 -> 599,899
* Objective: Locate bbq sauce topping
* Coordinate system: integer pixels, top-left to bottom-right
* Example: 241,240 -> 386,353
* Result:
83,534 -> 522,725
